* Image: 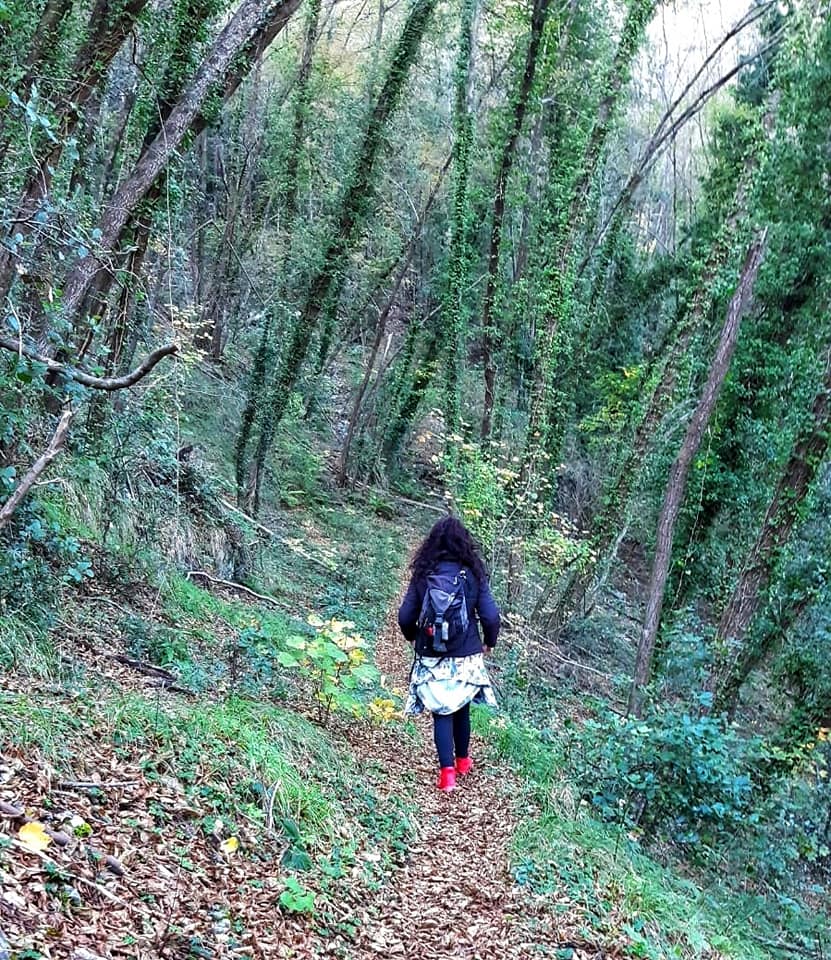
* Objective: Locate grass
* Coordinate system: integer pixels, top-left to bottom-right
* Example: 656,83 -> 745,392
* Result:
0,442 -> 423,899
0,613 -> 54,676
0,684 -> 415,874
478,709 -> 797,960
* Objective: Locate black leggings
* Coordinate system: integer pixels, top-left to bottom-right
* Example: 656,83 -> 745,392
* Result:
432,703 -> 471,768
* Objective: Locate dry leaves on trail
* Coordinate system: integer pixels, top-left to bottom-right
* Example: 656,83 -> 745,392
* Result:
1,589 -> 626,960
338,614 -> 590,960
0,740 -> 316,959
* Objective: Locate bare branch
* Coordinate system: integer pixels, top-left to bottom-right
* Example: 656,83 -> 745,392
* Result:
0,406 -> 75,531
0,338 -> 178,390
579,14 -> 783,275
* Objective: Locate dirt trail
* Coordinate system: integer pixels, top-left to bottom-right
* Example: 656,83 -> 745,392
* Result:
345,613 -> 564,960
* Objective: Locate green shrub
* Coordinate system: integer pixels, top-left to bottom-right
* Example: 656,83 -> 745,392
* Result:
575,705 -> 760,849
276,616 -> 379,725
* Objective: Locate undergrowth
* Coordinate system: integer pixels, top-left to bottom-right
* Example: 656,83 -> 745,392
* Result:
0,683 -> 416,897
477,703 -> 827,960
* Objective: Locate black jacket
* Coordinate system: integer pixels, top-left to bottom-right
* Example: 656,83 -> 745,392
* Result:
397,560 -> 501,657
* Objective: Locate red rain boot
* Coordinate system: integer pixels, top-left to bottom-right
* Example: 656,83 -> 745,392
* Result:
437,767 -> 456,792
455,756 -> 473,776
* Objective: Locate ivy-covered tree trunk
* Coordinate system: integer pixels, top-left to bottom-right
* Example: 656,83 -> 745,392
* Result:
81,0 -> 227,356
233,5 -> 324,487
547,147 -> 761,634
243,0 -> 441,512
20,0 -> 74,97
282,0 -> 323,232
627,231 -> 768,717
58,0 -> 304,326
442,0 -> 478,441
711,347 -> 831,717
337,157 -> 449,485
0,0 -> 151,304
480,0 -> 552,441
523,0 -> 656,471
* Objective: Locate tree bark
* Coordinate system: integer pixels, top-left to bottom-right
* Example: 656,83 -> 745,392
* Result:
21,0 -> 75,91
0,407 -> 75,532
523,0 -> 657,467
627,230 -> 768,717
337,156 -> 450,485
442,0 -> 478,439
59,0 -> 304,323
480,0 -> 552,441
245,0 -> 440,512
711,346 -> 831,716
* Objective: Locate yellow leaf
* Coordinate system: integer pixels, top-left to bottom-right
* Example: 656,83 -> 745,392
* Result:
19,821 -> 52,853
220,836 -> 239,855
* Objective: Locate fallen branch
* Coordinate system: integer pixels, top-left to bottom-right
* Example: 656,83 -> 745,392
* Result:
0,337 -> 178,391
186,569 -> 284,607
217,499 -> 338,571
110,654 -> 178,681
0,406 -> 74,531
750,934 -> 821,958
350,480 -> 447,515
11,838 -> 156,919
57,779 -> 141,791
146,678 -> 197,696
520,622 -> 613,679
218,497 -> 284,538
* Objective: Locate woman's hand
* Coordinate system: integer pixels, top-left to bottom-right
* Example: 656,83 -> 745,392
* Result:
482,645 -> 493,656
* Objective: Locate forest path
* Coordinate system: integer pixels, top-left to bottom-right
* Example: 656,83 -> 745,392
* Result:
342,606 -> 571,960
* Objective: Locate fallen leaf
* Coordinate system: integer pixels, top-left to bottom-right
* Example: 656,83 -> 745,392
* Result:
18,821 -> 52,853
220,836 -> 239,855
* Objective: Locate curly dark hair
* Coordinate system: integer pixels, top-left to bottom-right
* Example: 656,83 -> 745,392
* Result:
410,516 -> 488,581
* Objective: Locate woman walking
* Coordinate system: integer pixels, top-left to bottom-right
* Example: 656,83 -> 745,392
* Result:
398,516 -> 500,792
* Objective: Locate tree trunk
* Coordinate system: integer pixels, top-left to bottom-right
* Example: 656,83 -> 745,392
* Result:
59,0 -> 304,324
245,0 -> 440,512
21,0 -> 75,91
710,346 -> 831,716
282,0 -> 323,231
546,151 -> 759,633
480,0 -> 552,441
0,0 -> 150,301
442,0 -> 477,439
523,0 -> 657,468
627,230 -> 768,717
337,157 -> 449,485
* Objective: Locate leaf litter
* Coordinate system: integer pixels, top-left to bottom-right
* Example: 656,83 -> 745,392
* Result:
1,590 -> 626,959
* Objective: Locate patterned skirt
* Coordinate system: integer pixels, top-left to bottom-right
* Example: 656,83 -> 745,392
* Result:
404,652 -> 498,716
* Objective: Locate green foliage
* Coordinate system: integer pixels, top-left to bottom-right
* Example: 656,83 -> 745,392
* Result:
271,394 -> 326,508
279,875 -> 316,915
575,706 -> 760,849
0,613 -> 56,678
276,616 -> 380,726
483,711 -> 777,960
0,494 -> 95,616
442,439 -> 510,552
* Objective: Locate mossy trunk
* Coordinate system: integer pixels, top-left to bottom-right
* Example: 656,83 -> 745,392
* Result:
711,347 -> 831,717
442,0 -> 478,441
627,232 -> 767,717
243,0 -> 441,513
